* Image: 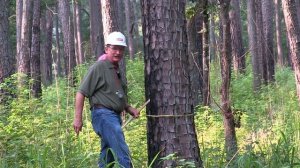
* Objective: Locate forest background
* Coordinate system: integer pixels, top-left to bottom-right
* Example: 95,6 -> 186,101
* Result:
1,0 -> 300,167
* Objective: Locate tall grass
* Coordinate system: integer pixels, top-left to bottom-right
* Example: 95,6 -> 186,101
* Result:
1,58 -> 300,167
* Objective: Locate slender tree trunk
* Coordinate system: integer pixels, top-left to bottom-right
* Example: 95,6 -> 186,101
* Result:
125,0 -> 135,60
58,0 -> 76,80
101,0 -> 127,87
40,9 -> 53,87
209,2 -> 217,61
202,0 -> 210,106
73,1 -> 84,64
247,0 -> 260,90
282,0 -> 300,103
187,6 -> 203,107
219,0 -> 238,161
256,0 -> 267,85
142,0 -> 202,167
89,0 -> 104,59
55,3 -> 62,77
16,0 -> 23,60
0,0 -> 14,103
274,0 -> 284,67
30,0 -> 41,97
262,0 -> 275,83
18,0 -> 32,76
229,0 -> 245,74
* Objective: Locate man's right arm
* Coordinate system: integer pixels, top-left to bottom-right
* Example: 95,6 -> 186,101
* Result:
73,92 -> 85,136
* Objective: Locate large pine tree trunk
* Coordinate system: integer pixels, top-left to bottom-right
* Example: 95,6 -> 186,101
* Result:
89,0 -> 104,59
142,0 -> 202,167
30,0 -> 41,97
229,0 -> 245,74
274,0 -> 284,67
282,0 -> 300,103
219,0 -> 238,161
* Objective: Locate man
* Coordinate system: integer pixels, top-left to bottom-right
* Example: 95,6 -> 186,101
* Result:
73,32 -> 139,168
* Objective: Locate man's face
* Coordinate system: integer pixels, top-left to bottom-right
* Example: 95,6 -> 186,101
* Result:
105,45 -> 125,64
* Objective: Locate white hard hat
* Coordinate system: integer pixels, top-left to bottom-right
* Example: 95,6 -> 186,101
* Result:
105,32 -> 127,47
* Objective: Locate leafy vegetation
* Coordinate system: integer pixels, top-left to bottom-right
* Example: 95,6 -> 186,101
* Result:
1,57 -> 300,167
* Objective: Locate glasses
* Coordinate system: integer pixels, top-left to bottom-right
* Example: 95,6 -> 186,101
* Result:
107,45 -> 125,52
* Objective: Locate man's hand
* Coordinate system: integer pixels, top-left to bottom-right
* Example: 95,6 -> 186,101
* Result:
127,106 -> 140,118
73,118 -> 83,136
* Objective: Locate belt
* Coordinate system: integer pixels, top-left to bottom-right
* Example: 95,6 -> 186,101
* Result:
93,104 -> 120,114
94,104 -> 107,109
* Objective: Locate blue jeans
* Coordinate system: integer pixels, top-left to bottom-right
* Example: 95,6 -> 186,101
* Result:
91,107 -> 132,168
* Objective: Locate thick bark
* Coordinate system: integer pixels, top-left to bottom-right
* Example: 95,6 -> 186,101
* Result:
142,1 -> 202,167
282,0 -> 300,103
275,0 -> 284,67
30,0 -> 41,97
89,0 -> 104,59
219,0 -> 238,161
262,0 -> 275,83
202,0 -> 210,106
229,0 -> 245,74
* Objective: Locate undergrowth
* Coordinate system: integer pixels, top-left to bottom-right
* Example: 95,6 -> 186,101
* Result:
0,58 -> 300,167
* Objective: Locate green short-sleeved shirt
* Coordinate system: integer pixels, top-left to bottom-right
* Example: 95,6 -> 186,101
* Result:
78,60 -> 127,113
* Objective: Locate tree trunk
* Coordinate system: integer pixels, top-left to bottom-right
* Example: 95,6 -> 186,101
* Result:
219,0 -> 238,161
54,3 -> 62,77
40,9 -> 53,87
18,0 -> 32,76
229,0 -> 245,74
30,0 -> 41,97
202,0 -> 210,106
101,0 -> 127,88
187,7 -> 203,107
16,0 -> 23,60
0,0 -> 14,103
142,0 -> 202,167
262,0 -> 275,83
89,0 -> 104,59
58,0 -> 76,79
256,0 -> 267,85
282,0 -> 300,103
247,0 -> 260,90
274,0 -> 284,67
73,1 -> 84,65
125,0 -> 135,60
